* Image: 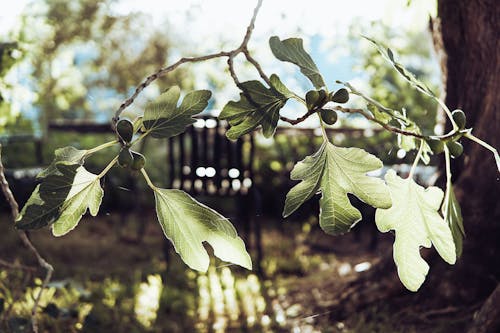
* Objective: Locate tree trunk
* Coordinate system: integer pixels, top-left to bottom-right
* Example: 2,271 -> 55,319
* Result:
438,0 -> 500,331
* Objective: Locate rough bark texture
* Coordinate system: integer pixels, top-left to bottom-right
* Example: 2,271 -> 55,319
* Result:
438,0 -> 500,331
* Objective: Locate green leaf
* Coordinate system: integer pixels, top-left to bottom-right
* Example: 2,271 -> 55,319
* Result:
363,36 -> 437,99
16,163 -> 103,232
284,142 -> 392,234
219,80 -> 288,140
51,165 -> 103,236
442,183 -> 464,258
154,189 -> 252,272
143,86 -> 211,138
269,36 -> 326,89
37,146 -> 87,179
375,170 -> 456,291
269,74 -> 294,99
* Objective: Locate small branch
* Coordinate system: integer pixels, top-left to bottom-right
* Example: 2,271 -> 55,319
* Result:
0,143 -> 54,333
464,132 -> 500,173
0,259 -> 37,272
113,0 -> 265,126
409,139 -> 424,179
331,105 -> 426,139
280,108 -> 319,125
243,49 -> 271,86
112,51 -> 231,125
227,56 -> 244,90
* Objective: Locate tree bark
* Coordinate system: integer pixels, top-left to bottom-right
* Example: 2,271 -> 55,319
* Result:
438,0 -> 500,331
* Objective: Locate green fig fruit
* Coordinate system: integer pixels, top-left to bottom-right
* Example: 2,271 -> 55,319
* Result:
426,138 -> 444,154
452,109 -> 466,129
447,140 -> 463,158
330,88 -> 349,104
130,151 -> 146,170
305,90 -> 320,110
118,148 -> 133,168
320,109 -> 338,125
317,89 -> 328,106
116,118 -> 134,143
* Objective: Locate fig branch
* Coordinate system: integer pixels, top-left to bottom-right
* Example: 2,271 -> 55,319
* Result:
112,0 -> 265,127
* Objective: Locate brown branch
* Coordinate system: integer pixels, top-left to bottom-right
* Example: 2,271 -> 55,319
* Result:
280,108 -> 319,125
113,0 -> 265,126
243,49 -> 272,86
331,105 -> 426,139
0,259 -> 37,272
0,143 -> 54,333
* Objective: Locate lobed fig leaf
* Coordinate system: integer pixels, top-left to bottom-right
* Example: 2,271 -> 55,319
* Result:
376,170 -> 456,291
284,142 -> 391,234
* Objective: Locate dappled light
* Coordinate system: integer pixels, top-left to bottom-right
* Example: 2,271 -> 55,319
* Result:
1,0 -> 499,332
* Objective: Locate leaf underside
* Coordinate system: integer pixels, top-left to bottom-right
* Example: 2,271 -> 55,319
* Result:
269,36 -> 326,89
284,142 -> 391,234
37,146 -> 87,179
442,183 -> 465,258
143,86 -> 212,139
375,170 -> 456,292
154,188 -> 252,272
16,163 -> 103,233
219,79 -> 288,140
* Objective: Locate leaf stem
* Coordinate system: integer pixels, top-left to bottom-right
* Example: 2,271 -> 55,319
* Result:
408,139 -> 424,179
85,140 -> 119,157
98,156 -> 118,179
130,131 -> 149,147
318,113 -> 329,142
464,132 -> 500,172
442,145 -> 452,217
141,168 -> 157,191
436,98 -> 457,131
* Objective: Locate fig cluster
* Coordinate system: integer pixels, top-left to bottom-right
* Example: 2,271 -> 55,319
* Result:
306,88 -> 350,126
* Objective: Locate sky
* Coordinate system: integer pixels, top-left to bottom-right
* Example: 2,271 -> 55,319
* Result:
0,0 -> 438,127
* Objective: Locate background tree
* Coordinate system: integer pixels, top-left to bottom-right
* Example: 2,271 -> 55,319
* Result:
16,0 -> 189,131
438,0 -> 499,331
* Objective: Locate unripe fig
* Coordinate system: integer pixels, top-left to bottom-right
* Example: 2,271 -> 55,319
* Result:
305,90 -> 320,110
452,109 -> 466,129
446,140 -> 463,158
320,109 -> 338,125
118,148 -> 133,168
426,138 -> 444,154
317,89 -> 328,106
116,118 -> 134,143
130,151 -> 146,170
330,88 -> 349,104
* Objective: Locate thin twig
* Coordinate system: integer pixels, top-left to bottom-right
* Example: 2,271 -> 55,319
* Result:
0,143 -> 54,333
331,105 -> 426,139
113,0 -> 265,127
280,108 -> 318,125
0,259 -> 37,272
243,50 -> 272,86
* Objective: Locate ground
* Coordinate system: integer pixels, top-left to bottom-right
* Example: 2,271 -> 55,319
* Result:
0,210 -> 476,332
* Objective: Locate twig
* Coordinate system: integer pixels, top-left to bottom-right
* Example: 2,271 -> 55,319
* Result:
112,0 -> 265,127
0,143 -> 54,333
0,259 -> 37,272
331,105 -> 426,139
280,108 -> 318,125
